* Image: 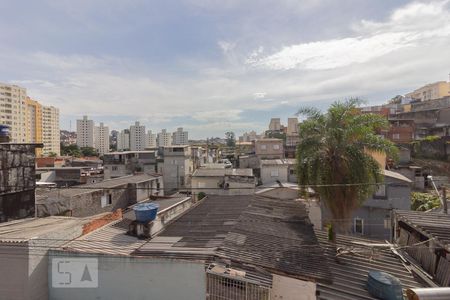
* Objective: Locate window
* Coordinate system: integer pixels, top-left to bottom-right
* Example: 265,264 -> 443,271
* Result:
101,193 -> 113,207
354,218 -> 364,234
289,169 -> 295,175
392,133 -> 400,140
112,166 -> 118,171
260,144 -> 267,150
384,218 -> 391,229
270,170 -> 279,177
198,182 -> 206,188
374,185 -> 386,198
273,144 -> 280,150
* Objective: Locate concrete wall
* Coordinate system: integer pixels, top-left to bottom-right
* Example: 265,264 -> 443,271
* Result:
48,253 -> 206,300
192,176 -> 255,196
0,242 -> 29,299
271,274 -> 316,300
255,140 -> 284,159
162,157 -> 191,192
261,165 -> 288,185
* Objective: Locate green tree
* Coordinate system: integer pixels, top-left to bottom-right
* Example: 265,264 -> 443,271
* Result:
80,147 -> 98,157
47,152 -> 57,157
60,143 -> 81,157
225,132 -> 236,147
296,98 -> 397,238
411,192 -> 441,211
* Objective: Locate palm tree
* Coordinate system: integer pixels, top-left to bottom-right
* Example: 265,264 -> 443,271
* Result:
296,99 -> 397,239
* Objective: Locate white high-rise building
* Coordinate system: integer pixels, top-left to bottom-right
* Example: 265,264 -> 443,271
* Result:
117,129 -> 130,151
172,127 -> 188,145
76,116 -> 95,148
146,130 -> 157,148
157,129 -> 172,147
269,118 -> 281,131
130,121 -> 146,151
0,83 -> 27,143
287,117 -> 299,135
94,122 -> 110,155
41,105 -> 60,156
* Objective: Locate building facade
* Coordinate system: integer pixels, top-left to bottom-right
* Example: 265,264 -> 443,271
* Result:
94,122 -> 110,155
76,115 -> 95,148
172,127 -> 188,145
41,105 -> 60,156
254,138 -> 284,159
103,151 -> 158,179
0,83 -> 27,143
406,81 -> 450,101
146,130 -> 157,148
158,129 -> 172,147
130,121 -> 146,151
117,129 -> 130,151
162,146 -> 192,193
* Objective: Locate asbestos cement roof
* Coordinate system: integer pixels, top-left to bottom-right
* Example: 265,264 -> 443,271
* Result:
216,196 -> 332,284
395,210 -> 450,251
383,169 -> 412,183
315,230 -> 424,300
193,168 -> 254,177
260,159 -> 296,166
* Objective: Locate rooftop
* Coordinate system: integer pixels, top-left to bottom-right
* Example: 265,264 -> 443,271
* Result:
395,210 -> 450,251
315,230 -> 424,300
37,174 -> 161,199
384,169 -> 412,183
193,168 -> 254,177
261,159 -> 296,165
105,151 -> 156,155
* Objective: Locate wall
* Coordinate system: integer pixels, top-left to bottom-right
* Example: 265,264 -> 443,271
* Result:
261,164 -> 288,185
48,252 -> 206,300
0,242 -> 29,299
0,143 -> 38,222
192,176 -> 255,196
255,140 -> 284,159
162,156 -> 191,193
271,274 -> 316,300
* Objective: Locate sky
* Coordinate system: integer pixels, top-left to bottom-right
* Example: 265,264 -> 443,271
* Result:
0,0 -> 449,139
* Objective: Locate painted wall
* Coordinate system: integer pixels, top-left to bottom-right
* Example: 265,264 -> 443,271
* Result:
48,253 -> 206,300
271,274 -> 316,300
260,164 -> 288,185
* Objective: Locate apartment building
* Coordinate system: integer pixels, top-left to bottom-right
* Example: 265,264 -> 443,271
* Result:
130,121 -> 146,151
254,138 -> 284,159
146,130 -> 157,148
76,115 -> 95,148
162,145 -> 192,193
0,83 -> 27,143
41,105 -> 60,156
268,118 -> 281,131
117,129 -> 130,151
94,122 -> 110,155
172,127 -> 188,145
25,97 -> 43,156
157,129 -> 172,147
406,81 -> 450,102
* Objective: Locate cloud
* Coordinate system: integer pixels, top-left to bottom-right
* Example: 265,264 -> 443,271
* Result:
247,0 -> 450,70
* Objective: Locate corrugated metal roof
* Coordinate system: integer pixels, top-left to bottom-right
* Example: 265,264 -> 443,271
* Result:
260,159 -> 296,165
192,168 -> 254,177
217,196 -> 332,284
315,230 -> 424,300
383,170 -> 412,183
395,210 -> 450,250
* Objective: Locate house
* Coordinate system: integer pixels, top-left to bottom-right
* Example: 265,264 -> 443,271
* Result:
0,143 -> 42,222
103,150 -> 158,179
322,170 -> 412,240
260,159 -> 296,185
254,138 -> 284,159
36,167 -> 98,187
36,174 -> 163,217
191,168 -> 256,196
162,145 -> 193,193
0,213 -> 122,300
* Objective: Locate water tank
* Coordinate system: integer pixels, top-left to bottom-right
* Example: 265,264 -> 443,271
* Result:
0,125 -> 10,143
133,203 -> 159,223
367,270 -> 403,300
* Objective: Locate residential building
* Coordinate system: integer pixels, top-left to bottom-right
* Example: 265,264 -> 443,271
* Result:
157,129 -> 172,147
94,122 -> 110,155
24,97 -> 43,155
103,151 -> 158,179
37,166 -> 103,187
268,117 -> 281,131
0,82 -> 27,143
239,130 -> 261,142
76,115 -> 94,148
0,143 -> 42,222
260,159 -> 297,185
41,105 -> 60,156
406,81 -> 450,101
60,130 -> 76,146
117,129 -> 130,151
36,174 -> 163,217
254,138 -> 284,159
130,121 -> 146,151
321,170 -> 412,240
162,145 -> 192,193
191,168 -> 256,195
287,117 -> 298,135
146,130 -> 157,148
172,127 -> 188,145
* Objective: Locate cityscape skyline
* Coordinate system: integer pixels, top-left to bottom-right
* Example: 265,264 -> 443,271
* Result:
1,0 -> 449,138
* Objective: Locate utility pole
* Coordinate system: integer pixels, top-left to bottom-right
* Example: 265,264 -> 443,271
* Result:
443,187 -> 448,214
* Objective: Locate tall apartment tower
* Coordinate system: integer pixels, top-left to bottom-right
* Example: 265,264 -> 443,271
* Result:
41,105 -> 60,156
287,117 -> 299,135
0,83 -> 27,143
146,130 -> 157,148
94,122 -> 110,155
172,127 -> 188,145
157,129 -> 172,147
117,129 -> 130,151
130,121 -> 146,151
76,116 -> 95,148
268,118 -> 281,131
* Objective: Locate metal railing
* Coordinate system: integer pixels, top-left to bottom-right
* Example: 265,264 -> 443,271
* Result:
206,272 -> 270,300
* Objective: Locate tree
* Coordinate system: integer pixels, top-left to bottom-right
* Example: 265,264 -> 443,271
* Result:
60,143 -> 81,157
296,98 -> 397,238
225,132 -> 236,147
80,147 -> 98,157
47,152 -> 57,157
411,192 -> 441,211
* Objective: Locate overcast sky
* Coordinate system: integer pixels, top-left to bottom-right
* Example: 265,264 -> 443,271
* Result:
1,0 -> 449,139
